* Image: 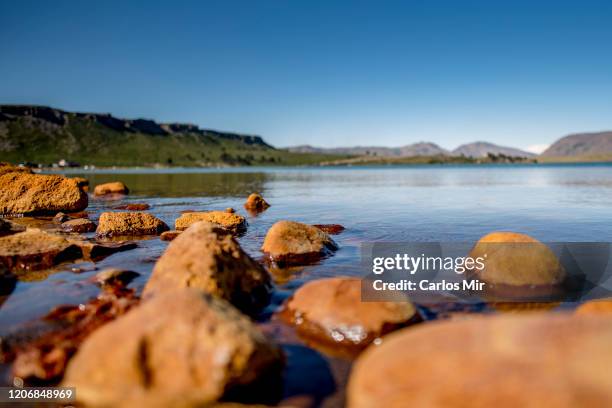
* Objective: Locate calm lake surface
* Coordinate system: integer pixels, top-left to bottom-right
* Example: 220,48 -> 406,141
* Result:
2,163 -> 612,405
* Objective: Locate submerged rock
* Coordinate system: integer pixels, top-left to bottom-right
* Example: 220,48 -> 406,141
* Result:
347,314 -> 612,408
281,277 -> 419,349
261,221 -> 337,265
96,212 -> 169,237
313,224 -> 346,234
160,230 -> 181,241
93,181 -> 129,196
0,173 -> 88,215
244,193 -> 270,213
95,268 -> 140,286
61,218 -> 97,233
112,203 -> 150,211
62,289 -> 283,407
53,212 -> 69,223
175,211 -> 247,234
0,219 -> 25,237
467,231 -> 566,300
0,229 -> 82,271
71,239 -> 138,261
575,298 -> 612,315
144,222 -> 271,313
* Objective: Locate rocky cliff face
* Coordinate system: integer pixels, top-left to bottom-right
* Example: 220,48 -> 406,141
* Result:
541,131 -> 612,157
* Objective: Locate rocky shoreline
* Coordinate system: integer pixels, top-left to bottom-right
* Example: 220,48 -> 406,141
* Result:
1,161 -> 612,407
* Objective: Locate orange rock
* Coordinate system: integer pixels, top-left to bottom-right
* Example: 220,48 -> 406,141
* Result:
0,173 -> 88,215
467,231 -> 566,300
261,221 -> 337,265
0,229 -> 82,271
144,222 -> 271,313
160,230 -> 181,241
93,181 -> 129,196
282,277 -> 419,348
62,289 -> 283,407
175,211 -> 247,234
313,224 -> 345,234
0,162 -> 32,176
244,193 -> 270,213
575,298 -> 612,315
61,218 -> 97,233
348,314 -> 612,408
96,212 -> 169,237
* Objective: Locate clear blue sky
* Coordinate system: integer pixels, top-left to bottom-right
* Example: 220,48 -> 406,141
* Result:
2,1 -> 612,151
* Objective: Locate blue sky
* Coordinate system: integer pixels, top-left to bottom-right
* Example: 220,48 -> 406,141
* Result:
1,1 -> 611,152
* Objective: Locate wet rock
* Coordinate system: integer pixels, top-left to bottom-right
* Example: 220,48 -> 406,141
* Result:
467,231 -> 566,300
95,268 -> 140,286
62,289 -> 283,407
347,314 -> 612,408
0,218 -> 25,237
71,240 -> 138,261
175,211 -> 247,234
0,162 -> 32,176
93,181 -> 129,196
261,221 -> 337,265
8,288 -> 138,382
313,224 -> 345,235
144,222 -> 271,313
225,207 -> 236,213
53,212 -> 69,223
281,277 -> 419,349
112,203 -> 150,211
0,173 -> 88,215
575,298 -> 612,315
61,218 -> 97,233
244,193 -> 270,213
0,229 -> 82,271
96,212 -> 169,237
0,264 -> 16,295
160,230 -> 181,241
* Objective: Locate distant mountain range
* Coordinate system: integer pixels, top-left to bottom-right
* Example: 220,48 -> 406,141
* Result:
541,131 -> 612,157
288,141 -> 536,158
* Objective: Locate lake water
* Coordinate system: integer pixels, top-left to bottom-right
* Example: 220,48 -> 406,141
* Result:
1,163 -> 612,405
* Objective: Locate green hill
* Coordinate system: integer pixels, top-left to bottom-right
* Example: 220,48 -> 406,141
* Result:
0,105 -> 343,167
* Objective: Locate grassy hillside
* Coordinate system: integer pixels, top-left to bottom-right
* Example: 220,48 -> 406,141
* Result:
0,107 -> 347,167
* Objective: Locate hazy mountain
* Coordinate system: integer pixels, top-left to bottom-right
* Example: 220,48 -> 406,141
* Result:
0,105 -> 339,166
541,131 -> 612,157
286,142 -> 449,157
452,142 -> 535,158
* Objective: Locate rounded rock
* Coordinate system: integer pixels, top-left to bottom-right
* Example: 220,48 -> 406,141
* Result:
93,181 -> 129,196
244,193 -> 270,213
348,314 -> 612,408
144,222 -> 271,313
61,218 -> 97,233
0,229 -> 82,271
62,289 -> 283,407
261,221 -> 337,265
96,212 -> 169,237
282,277 -> 419,348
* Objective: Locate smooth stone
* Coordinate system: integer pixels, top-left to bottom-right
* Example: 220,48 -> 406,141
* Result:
244,193 -> 270,213
0,173 -> 88,215
93,181 -> 129,196
282,277 -> 419,348
160,230 -> 181,241
95,268 -> 140,286
62,289 -> 283,407
61,218 -> 97,233
261,221 -> 337,265
144,222 -> 271,313
96,212 -> 169,237
348,314 -> 612,408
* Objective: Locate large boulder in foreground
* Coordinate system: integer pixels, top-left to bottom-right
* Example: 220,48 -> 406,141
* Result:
96,212 -> 169,237
62,290 -> 283,407
261,221 -> 337,265
348,314 -> 612,408
144,222 -> 271,313
281,277 -> 419,348
175,211 -> 247,234
93,181 -> 129,196
0,229 -> 82,271
467,231 -> 566,300
0,173 -> 88,215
